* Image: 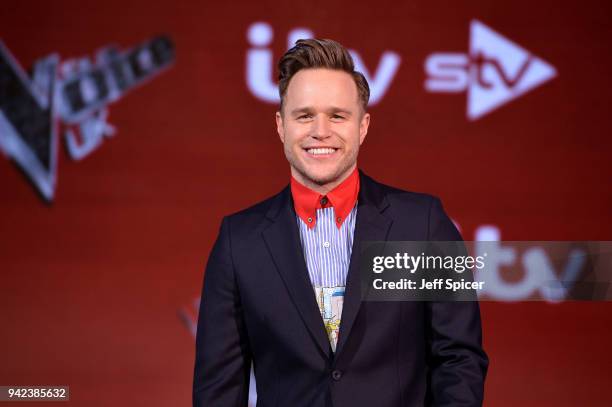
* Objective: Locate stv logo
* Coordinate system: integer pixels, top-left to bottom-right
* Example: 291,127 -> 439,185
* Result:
425,19 -> 557,120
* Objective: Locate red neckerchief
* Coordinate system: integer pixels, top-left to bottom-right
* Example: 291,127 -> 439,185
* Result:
290,167 -> 359,229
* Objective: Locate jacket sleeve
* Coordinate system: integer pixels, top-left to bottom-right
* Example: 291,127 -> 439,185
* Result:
425,197 -> 489,406
193,216 -> 251,407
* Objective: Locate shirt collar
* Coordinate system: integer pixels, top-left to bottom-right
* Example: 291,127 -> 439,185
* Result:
290,167 -> 359,229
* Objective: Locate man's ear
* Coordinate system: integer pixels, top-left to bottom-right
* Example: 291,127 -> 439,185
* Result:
359,112 -> 370,145
275,111 -> 285,143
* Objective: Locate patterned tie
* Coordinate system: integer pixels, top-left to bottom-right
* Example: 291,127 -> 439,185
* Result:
313,286 -> 345,352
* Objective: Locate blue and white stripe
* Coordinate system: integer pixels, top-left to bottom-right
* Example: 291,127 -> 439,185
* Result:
296,204 -> 358,288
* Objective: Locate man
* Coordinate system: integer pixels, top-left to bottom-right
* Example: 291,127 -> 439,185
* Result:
193,39 -> 488,407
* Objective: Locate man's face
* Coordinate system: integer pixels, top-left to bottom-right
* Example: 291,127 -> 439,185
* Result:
276,68 -> 370,190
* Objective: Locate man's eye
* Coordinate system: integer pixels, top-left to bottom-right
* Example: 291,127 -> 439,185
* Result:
332,114 -> 345,120
298,114 -> 312,120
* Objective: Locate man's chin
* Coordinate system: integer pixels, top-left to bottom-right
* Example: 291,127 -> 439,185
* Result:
301,168 -> 345,186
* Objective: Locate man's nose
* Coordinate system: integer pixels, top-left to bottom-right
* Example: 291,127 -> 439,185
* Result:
311,115 -> 331,139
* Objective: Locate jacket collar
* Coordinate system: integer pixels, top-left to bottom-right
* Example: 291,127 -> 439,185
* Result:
266,169 -> 388,222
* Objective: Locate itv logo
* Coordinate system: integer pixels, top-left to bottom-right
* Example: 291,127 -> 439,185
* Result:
425,19 -> 557,120
245,22 -> 401,106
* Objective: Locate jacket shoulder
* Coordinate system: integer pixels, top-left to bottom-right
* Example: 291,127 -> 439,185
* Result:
222,186 -> 288,234
364,173 -> 440,210
364,174 -> 459,240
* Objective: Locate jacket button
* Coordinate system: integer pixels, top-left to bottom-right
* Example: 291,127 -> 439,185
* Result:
331,369 -> 342,381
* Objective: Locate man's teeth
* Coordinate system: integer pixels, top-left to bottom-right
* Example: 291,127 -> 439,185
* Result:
307,148 -> 336,155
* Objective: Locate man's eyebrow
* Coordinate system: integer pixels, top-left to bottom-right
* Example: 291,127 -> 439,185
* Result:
289,106 -> 354,116
290,107 -> 314,116
326,107 -> 353,116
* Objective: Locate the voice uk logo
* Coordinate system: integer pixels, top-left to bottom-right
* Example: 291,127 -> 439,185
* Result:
0,36 -> 174,202
425,19 -> 557,120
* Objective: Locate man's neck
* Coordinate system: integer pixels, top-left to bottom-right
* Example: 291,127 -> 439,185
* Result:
291,165 -> 357,195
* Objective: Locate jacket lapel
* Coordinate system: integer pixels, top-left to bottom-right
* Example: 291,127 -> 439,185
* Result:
262,187 -> 333,359
333,171 -> 392,360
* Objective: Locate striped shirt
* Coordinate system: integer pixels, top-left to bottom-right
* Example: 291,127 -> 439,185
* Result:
296,203 -> 358,350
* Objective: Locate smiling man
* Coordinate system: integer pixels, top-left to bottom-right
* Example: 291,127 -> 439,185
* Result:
193,39 -> 488,407
277,64 -> 369,192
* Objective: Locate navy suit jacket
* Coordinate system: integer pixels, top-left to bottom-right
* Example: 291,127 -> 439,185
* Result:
193,170 -> 488,407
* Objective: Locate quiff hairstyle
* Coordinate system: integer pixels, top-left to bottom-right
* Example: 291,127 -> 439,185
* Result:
277,38 -> 370,114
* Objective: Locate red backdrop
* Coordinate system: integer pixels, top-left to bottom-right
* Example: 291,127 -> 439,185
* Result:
1,0 -> 611,405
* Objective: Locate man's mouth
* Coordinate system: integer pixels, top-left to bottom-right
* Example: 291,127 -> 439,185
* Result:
304,147 -> 338,156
